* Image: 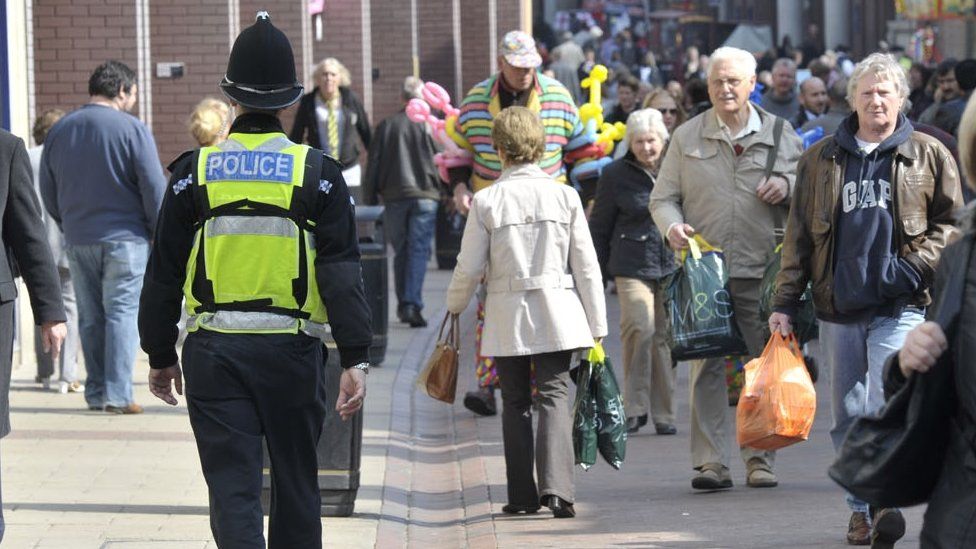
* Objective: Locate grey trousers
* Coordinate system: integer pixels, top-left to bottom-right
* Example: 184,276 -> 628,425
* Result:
495,350 -> 575,506
689,278 -> 775,470
34,267 -> 79,382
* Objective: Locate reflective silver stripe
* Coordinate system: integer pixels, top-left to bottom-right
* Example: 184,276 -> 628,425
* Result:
206,216 -> 297,238
215,136 -> 292,152
188,311 -> 327,339
216,138 -> 247,151
253,136 -> 293,152
485,273 -> 575,293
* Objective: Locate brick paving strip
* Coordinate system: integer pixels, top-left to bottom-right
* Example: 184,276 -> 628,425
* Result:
376,303 -> 497,549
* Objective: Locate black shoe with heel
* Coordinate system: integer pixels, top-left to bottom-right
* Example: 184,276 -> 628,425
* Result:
542,495 -> 575,518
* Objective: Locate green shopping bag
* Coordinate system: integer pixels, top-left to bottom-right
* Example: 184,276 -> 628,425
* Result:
572,351 -> 598,470
572,343 -> 627,470
664,236 -> 749,361
758,243 -> 819,344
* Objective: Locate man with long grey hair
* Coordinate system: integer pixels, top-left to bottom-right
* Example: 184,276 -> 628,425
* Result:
650,46 -> 803,492
771,52 -> 962,546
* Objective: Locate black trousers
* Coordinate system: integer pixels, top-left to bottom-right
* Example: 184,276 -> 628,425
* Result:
182,330 -> 327,549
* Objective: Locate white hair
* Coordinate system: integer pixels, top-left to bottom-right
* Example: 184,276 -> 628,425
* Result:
402,76 -> 423,101
846,52 -> 910,110
625,108 -> 669,142
707,47 -> 757,79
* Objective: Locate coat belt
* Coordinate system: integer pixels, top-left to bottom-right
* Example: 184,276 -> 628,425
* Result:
485,273 -> 575,293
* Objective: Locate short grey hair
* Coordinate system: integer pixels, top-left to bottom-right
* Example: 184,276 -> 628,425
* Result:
402,76 -> 423,101
847,52 -> 909,110
625,108 -> 669,142
772,57 -> 797,73
707,47 -> 757,79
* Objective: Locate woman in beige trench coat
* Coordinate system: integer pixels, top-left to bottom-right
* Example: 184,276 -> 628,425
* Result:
446,107 -> 607,518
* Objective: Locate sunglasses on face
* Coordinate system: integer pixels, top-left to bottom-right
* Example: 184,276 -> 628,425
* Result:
656,108 -> 679,115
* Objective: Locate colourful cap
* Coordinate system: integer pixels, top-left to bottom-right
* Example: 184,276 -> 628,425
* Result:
499,31 -> 541,69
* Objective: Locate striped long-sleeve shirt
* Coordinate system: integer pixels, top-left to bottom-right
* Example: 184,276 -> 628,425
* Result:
455,72 -> 594,192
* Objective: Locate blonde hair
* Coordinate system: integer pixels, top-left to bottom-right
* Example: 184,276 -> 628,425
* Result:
33,108 -> 66,145
959,93 -> 976,191
312,57 -> 352,87
189,97 -> 230,147
491,107 -> 545,166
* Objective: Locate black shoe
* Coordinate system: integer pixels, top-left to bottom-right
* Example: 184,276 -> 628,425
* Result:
870,507 -> 906,549
401,304 -> 428,328
502,503 -> 540,514
654,422 -> 677,435
626,416 -> 640,434
543,495 -> 575,518
463,388 -> 497,416
637,414 -> 648,427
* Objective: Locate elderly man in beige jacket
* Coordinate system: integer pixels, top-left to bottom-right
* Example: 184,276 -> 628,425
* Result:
649,46 -> 802,491
447,107 -> 607,518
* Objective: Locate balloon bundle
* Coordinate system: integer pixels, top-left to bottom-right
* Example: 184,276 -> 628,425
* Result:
406,82 -> 474,183
566,64 -> 622,185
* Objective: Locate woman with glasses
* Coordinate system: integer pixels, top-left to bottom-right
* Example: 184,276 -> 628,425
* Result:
643,87 -> 687,135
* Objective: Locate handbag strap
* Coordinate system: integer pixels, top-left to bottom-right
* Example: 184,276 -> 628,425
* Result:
437,311 -> 452,341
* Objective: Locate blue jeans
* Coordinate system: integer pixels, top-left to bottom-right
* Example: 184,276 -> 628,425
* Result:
384,198 -> 437,310
67,240 -> 149,408
820,308 -> 925,512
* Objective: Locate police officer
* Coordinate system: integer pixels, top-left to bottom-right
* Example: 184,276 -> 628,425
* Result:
138,12 -> 371,548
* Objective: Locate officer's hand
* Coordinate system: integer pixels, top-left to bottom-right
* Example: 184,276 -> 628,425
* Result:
453,183 -> 473,216
149,365 -> 183,406
757,175 -> 789,204
898,321 -> 948,378
336,368 -> 367,421
768,312 -> 793,336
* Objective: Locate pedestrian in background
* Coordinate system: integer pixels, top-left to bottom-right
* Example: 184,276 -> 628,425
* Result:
39,60 -> 167,415
885,91 -> 976,549
643,87 -> 687,135
140,13 -> 372,547
188,97 -> 230,147
363,76 -> 441,328
771,52 -> 962,546
800,78 -> 851,136
290,57 -> 371,202
590,108 -> 677,436
650,46 -> 802,492
446,106 -> 607,519
28,109 -> 80,394
0,127 -> 67,542
760,58 -> 800,119
791,76 -> 828,131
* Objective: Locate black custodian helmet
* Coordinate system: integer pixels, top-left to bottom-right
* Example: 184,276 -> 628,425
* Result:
219,11 -> 303,110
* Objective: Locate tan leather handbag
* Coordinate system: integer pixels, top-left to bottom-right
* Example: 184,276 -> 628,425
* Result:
416,313 -> 460,403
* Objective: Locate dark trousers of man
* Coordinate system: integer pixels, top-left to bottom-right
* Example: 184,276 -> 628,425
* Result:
0,300 -> 13,543
494,350 -> 575,507
182,330 -> 327,549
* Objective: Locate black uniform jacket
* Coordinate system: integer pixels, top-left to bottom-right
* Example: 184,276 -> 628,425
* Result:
138,113 -> 372,369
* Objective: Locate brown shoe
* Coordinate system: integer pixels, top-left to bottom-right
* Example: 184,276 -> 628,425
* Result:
105,403 -> 144,415
847,511 -> 871,545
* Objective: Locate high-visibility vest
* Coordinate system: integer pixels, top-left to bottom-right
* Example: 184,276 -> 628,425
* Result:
183,132 -> 328,338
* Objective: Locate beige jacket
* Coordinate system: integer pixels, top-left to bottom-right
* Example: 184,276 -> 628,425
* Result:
446,164 -> 607,356
649,105 -> 803,279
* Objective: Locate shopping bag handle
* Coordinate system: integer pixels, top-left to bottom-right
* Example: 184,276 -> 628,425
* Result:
588,341 -> 605,364
687,237 -> 702,261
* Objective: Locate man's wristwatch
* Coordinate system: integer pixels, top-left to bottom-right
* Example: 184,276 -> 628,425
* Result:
350,362 -> 370,375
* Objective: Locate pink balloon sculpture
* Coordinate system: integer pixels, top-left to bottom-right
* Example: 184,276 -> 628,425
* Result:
407,82 -> 472,183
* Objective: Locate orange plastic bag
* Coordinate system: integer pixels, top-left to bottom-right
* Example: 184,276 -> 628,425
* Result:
736,333 -> 817,451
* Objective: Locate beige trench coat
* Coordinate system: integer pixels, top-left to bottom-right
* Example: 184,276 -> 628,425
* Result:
446,164 -> 608,357
648,105 -> 803,279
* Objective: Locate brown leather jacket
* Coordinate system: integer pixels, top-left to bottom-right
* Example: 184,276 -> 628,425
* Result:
773,131 -> 963,321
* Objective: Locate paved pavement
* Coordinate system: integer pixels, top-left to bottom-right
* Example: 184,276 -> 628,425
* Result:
4,262 -> 928,548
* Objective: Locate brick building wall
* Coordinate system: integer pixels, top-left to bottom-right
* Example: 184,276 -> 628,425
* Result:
30,0 -> 526,164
